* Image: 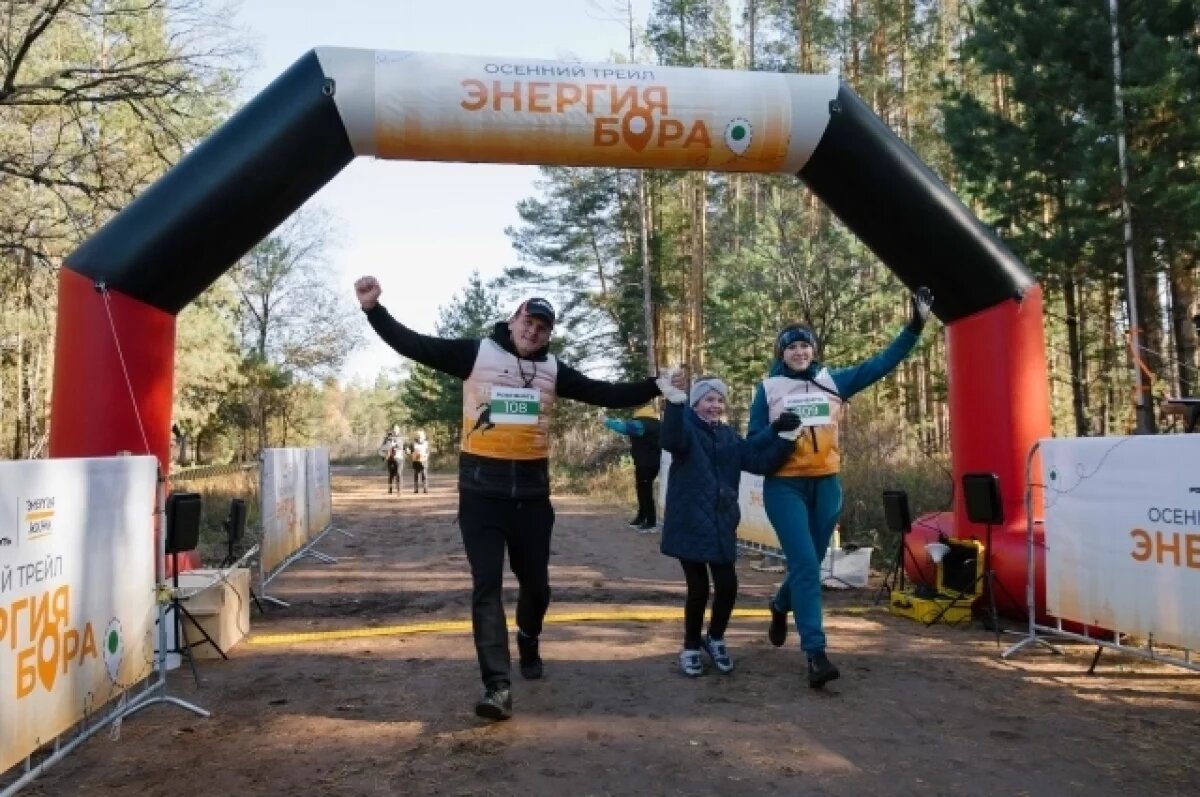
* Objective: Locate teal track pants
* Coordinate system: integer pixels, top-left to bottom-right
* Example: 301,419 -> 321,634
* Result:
763,474 -> 842,655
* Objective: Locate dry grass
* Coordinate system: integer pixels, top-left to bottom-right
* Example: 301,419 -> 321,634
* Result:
554,459 -> 637,509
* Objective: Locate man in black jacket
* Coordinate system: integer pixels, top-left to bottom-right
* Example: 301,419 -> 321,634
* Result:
355,275 -> 679,721
603,404 -> 662,531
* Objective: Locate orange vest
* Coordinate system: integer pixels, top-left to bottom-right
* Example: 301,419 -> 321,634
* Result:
762,369 -> 843,477
461,339 -> 558,460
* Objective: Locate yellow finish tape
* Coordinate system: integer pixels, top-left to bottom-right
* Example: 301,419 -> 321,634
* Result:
248,605 -> 870,647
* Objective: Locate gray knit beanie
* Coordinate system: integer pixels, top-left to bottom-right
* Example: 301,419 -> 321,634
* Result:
689,376 -> 729,407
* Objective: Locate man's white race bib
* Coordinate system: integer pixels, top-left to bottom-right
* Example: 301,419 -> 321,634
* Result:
490,386 -> 540,425
784,393 -> 834,427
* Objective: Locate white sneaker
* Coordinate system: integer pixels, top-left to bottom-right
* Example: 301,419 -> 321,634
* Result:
678,648 -> 704,677
701,634 -> 734,674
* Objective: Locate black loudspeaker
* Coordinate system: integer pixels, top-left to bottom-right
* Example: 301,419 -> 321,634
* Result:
882,490 -> 912,535
165,492 -> 202,554
962,473 -> 1003,525
940,541 -> 981,594
224,498 -> 247,545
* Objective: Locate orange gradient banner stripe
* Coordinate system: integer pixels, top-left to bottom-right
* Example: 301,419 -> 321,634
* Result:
373,53 -> 808,172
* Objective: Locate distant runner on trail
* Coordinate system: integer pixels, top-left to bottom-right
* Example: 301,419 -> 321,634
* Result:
408,430 -> 430,494
379,424 -> 403,493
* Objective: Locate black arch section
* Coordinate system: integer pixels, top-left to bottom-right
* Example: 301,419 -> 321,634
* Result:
65,50 -> 355,314
799,84 -> 1034,324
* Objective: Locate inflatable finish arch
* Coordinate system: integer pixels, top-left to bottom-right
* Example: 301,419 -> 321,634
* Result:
50,49 -> 1051,609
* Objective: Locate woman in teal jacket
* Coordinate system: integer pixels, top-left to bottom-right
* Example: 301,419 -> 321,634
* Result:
747,289 -> 933,688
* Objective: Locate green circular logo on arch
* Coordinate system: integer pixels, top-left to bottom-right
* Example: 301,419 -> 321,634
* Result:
724,118 -> 753,155
103,618 -> 124,681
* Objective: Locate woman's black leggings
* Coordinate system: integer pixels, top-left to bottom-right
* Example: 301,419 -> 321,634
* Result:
679,559 -> 738,648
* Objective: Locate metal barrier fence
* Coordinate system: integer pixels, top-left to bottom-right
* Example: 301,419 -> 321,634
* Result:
1,464 -> 208,797
1002,438 -> 1200,674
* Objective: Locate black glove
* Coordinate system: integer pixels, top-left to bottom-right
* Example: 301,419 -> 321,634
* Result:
771,411 -> 801,433
907,287 -> 934,334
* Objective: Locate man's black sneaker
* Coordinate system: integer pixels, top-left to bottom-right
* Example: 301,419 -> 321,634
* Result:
627,516 -> 644,528
807,653 -> 840,688
517,632 -> 543,680
768,601 -> 788,647
474,686 -> 513,721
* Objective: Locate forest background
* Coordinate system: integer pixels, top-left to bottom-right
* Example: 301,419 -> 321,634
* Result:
2,0 -> 1197,546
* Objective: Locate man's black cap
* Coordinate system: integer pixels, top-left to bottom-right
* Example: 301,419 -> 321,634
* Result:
522,297 -> 556,327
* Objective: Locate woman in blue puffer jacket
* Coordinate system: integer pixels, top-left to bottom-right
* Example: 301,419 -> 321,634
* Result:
659,373 -> 800,678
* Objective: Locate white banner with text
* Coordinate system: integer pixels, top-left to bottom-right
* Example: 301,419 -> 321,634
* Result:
1042,436 -> 1200,650
260,448 -> 310,574
0,456 -> 158,774
306,447 -> 333,538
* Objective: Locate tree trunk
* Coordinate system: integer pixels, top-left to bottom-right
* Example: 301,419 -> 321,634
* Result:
1062,272 -> 1091,436
1132,242 -> 1160,432
691,171 -> 706,375
638,171 -> 657,375
13,320 -> 23,459
1166,246 -> 1197,399
793,0 -> 810,72
745,0 -> 756,69
1099,278 -> 1117,435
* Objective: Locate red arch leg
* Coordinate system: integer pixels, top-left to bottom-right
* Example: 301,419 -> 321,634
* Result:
907,286 -> 1052,617
50,267 -> 176,467
49,267 -> 198,573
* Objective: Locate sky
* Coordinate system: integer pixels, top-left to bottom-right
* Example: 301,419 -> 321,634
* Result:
230,0 -> 659,382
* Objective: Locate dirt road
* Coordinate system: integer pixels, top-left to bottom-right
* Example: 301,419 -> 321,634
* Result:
23,468 -> 1200,796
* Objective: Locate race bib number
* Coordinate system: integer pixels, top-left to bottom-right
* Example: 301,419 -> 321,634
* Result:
490,386 -> 540,425
784,393 -> 833,427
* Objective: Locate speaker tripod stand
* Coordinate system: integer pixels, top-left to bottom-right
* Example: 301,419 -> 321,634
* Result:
875,489 -> 937,605
927,472 -> 1029,644
874,531 -> 927,605
924,524 -> 1022,643
166,550 -> 228,687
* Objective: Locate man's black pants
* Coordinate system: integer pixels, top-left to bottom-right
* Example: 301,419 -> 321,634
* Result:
458,491 -> 555,689
634,462 -> 660,524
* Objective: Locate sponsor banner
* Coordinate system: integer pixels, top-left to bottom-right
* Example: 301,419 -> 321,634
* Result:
306,448 -> 332,538
260,449 -> 310,574
0,456 -> 157,774
735,471 -> 783,549
371,51 -> 836,173
1042,436 -> 1200,650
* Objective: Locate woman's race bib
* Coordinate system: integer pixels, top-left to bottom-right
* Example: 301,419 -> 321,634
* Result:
785,393 -> 834,427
